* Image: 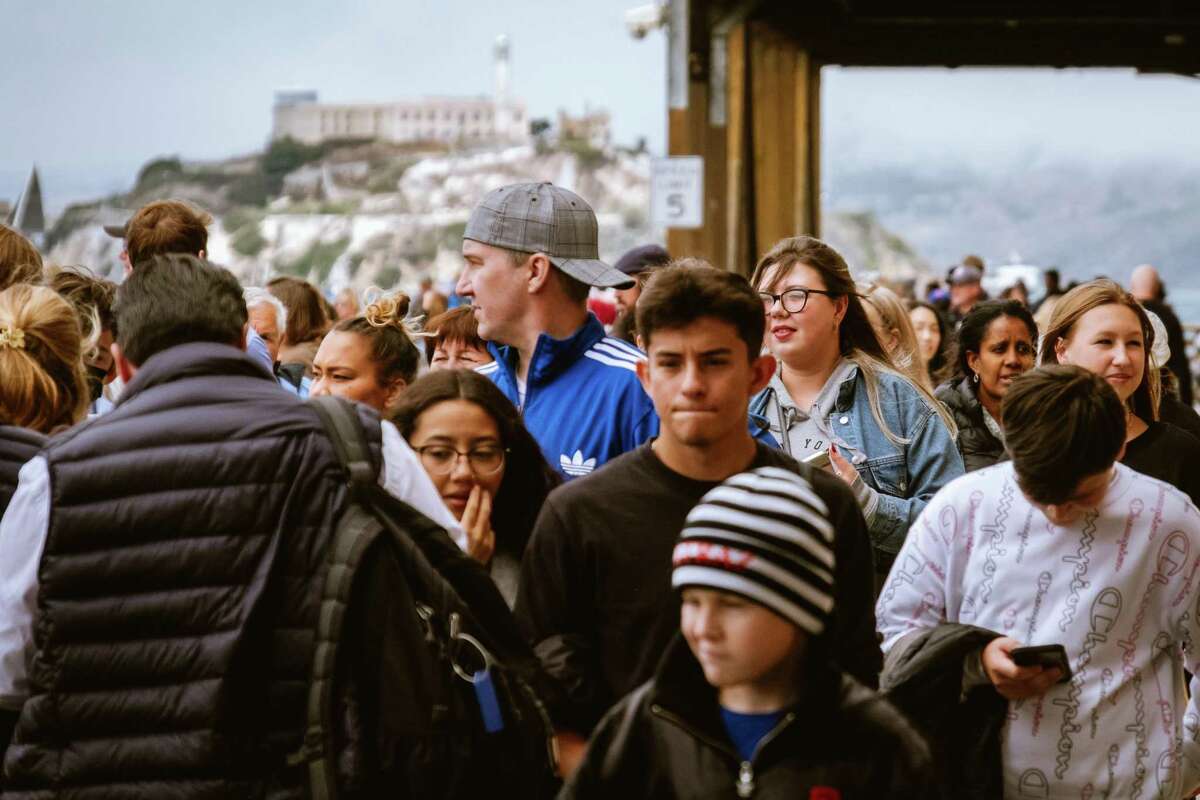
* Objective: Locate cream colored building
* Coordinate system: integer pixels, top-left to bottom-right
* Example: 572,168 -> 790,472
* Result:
272,36 -> 527,146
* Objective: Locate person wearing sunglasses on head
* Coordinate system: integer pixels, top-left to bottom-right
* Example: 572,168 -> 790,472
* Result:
394,369 -> 560,605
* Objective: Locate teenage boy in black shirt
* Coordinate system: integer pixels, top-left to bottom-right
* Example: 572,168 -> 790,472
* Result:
514,262 -> 881,774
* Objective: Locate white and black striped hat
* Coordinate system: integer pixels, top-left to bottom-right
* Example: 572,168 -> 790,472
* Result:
672,467 -> 836,636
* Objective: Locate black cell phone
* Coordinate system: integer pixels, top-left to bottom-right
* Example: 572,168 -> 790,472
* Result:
1010,644 -> 1073,683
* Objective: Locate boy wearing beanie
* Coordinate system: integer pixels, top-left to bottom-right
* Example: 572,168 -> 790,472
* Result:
561,468 -> 934,799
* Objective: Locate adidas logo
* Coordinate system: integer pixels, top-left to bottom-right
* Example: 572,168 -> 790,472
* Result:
560,450 -> 597,477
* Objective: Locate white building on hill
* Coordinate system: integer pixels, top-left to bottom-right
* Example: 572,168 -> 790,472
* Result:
272,35 -> 528,146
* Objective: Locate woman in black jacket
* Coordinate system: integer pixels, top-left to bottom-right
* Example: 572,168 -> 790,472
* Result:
934,301 -> 1037,472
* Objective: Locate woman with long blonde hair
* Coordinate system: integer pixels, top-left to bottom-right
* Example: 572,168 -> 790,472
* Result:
861,283 -> 932,392
749,235 -> 963,578
1040,278 -> 1200,505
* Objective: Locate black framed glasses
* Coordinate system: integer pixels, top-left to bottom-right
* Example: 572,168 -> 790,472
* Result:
414,444 -> 508,476
757,287 -> 838,314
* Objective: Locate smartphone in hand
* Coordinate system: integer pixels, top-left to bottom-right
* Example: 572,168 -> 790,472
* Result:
803,449 -> 831,470
1010,644 -> 1073,683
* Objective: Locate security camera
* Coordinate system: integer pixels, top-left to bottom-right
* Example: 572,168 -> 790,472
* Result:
625,2 -> 667,39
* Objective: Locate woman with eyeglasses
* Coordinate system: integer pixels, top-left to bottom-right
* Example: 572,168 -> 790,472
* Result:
394,369 -> 561,604
749,236 -> 963,583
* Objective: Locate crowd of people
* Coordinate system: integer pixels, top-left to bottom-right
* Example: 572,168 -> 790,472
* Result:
1,181 -> 1200,799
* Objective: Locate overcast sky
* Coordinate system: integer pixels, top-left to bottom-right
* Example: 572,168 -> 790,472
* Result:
3,0 -> 1199,210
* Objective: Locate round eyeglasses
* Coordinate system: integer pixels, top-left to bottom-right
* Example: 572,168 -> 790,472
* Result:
758,287 -> 837,314
415,444 -> 507,476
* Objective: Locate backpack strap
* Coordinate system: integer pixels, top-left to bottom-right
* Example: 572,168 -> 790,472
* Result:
290,396 -> 386,800
309,395 -> 378,488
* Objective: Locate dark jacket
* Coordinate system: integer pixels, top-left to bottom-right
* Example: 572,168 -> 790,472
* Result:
0,425 -> 43,774
880,624 -> 1007,800
935,377 -> 1006,473
561,634 -> 935,800
3,343 -> 384,799
515,443 -> 881,735
0,425 -> 43,519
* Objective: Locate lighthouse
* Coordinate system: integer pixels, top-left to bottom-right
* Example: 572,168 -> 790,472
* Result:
494,34 -> 511,105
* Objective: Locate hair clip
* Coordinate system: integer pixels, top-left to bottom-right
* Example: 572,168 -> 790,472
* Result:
0,326 -> 26,350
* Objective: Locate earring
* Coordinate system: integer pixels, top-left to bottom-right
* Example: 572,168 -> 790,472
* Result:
972,372 -> 980,385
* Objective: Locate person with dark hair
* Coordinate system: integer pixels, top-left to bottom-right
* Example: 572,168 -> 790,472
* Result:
309,291 -> 420,416
516,262 -> 880,776
394,370 -> 559,602
1042,278 -> 1200,506
934,300 -> 1037,472
609,243 -> 671,344
748,235 -> 962,580
457,182 -> 655,479
947,263 -> 986,324
1031,268 -> 1062,313
878,365 -> 1200,799
0,253 -> 466,796
908,300 -> 953,387
267,276 -> 330,387
424,305 -> 493,370
563,468 -> 933,799
47,266 -> 119,412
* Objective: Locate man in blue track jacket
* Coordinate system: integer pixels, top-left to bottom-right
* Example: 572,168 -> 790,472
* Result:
457,182 -> 656,479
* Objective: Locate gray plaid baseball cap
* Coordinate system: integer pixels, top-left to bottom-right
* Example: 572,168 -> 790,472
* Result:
464,182 -> 634,289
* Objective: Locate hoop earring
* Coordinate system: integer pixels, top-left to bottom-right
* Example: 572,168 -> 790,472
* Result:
972,372 -> 980,385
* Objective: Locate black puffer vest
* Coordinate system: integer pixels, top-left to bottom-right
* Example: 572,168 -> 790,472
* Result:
934,377 -> 1005,473
0,425 -> 44,518
3,343 -> 382,799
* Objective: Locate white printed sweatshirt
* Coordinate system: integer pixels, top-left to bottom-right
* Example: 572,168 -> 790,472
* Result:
877,461 -> 1200,800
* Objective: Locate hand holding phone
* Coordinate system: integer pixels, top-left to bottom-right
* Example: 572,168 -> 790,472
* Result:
1010,644 -> 1073,682
982,637 -> 1070,700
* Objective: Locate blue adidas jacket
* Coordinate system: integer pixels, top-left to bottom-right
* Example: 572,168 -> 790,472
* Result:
481,315 -> 656,479
481,315 -> 777,479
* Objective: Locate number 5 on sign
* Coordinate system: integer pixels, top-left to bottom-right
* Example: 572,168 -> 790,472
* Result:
651,156 -> 703,229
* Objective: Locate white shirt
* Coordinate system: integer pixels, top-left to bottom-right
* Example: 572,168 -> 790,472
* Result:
0,419 -> 462,708
878,461 -> 1200,799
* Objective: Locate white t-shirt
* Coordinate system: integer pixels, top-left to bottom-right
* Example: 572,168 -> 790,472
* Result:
878,462 -> 1200,799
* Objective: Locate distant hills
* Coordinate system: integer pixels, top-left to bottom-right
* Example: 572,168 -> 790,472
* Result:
824,155 -> 1200,289
37,138 -> 930,290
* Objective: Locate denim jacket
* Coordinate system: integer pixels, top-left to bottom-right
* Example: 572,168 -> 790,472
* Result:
750,365 -> 964,567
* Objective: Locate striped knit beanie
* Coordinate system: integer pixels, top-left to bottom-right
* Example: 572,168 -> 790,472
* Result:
672,467 -> 836,636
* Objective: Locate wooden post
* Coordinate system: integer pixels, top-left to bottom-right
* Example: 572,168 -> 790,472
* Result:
724,22 -> 754,276
747,22 -> 821,259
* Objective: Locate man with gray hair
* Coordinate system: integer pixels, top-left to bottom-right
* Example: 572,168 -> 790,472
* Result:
244,286 -> 288,367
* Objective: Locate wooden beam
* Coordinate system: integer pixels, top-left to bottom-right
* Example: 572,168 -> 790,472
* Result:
748,22 -> 821,258
724,22 -> 754,276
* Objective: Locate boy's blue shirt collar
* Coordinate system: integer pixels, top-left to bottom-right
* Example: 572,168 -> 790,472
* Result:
486,313 -> 608,388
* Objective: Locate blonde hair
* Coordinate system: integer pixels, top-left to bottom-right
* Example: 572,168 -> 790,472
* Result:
0,224 -> 43,290
1040,278 -> 1159,421
0,284 -> 90,432
751,236 -> 956,443
861,283 -> 932,393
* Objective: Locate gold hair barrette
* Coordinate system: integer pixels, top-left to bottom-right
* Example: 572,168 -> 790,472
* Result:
0,326 -> 25,350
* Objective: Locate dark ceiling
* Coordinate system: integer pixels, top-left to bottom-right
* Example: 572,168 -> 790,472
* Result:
717,1 -> 1200,74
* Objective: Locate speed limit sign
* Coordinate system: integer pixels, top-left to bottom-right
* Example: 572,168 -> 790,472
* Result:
651,156 -> 703,229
